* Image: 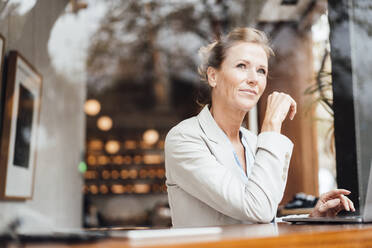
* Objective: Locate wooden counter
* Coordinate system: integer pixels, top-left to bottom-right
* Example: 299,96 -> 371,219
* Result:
25,222 -> 372,248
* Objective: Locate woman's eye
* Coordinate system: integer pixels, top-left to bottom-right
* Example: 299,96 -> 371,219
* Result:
257,68 -> 266,75
237,63 -> 246,69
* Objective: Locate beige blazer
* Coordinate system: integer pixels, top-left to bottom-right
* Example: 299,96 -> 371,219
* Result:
165,106 -> 293,227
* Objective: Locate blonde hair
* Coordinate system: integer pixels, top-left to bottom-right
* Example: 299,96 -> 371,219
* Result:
197,27 -> 274,106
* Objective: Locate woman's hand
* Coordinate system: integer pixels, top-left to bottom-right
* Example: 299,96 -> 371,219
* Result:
261,91 -> 297,133
310,189 -> 355,217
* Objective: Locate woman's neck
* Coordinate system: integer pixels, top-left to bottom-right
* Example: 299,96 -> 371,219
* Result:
210,101 -> 246,142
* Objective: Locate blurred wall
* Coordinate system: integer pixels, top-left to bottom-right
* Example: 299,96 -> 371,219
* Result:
0,0 -> 85,229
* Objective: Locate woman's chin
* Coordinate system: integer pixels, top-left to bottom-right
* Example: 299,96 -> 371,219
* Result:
236,100 -> 257,111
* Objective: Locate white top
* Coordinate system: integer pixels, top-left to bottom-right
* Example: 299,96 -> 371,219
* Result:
165,105 -> 294,227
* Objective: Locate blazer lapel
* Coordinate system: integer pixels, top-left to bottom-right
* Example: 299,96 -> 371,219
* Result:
197,106 -> 247,181
197,105 -> 225,144
240,128 -> 257,159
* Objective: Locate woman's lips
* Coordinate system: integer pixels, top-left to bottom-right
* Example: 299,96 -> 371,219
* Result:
239,89 -> 257,95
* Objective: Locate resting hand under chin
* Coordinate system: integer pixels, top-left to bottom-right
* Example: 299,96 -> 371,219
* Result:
309,189 -> 356,217
261,91 -> 297,133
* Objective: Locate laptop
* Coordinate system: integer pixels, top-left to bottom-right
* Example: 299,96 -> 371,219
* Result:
283,161 -> 372,224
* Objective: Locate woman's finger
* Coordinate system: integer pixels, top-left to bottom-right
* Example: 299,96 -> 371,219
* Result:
344,195 -> 356,212
321,189 -> 351,201
318,198 -> 340,213
288,97 -> 297,120
340,194 -> 350,211
332,203 -> 345,216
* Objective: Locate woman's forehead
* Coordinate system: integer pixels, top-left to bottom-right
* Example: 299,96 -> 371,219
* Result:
224,42 -> 268,66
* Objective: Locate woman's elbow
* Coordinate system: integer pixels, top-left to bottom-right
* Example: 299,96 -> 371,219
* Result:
243,198 -> 277,223
252,208 -> 275,223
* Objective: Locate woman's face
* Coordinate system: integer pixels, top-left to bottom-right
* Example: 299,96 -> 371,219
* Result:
209,42 -> 268,112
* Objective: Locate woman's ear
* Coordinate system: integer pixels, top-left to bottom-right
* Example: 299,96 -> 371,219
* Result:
207,67 -> 217,88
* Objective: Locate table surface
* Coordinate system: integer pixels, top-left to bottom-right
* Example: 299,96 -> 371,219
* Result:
24,222 -> 372,248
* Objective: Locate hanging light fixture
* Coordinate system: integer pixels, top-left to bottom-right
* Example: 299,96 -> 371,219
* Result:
105,140 -> 120,154
84,99 -> 101,116
142,129 -> 159,146
97,116 -> 113,131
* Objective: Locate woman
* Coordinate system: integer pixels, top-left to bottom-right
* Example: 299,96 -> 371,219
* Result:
164,27 -> 354,227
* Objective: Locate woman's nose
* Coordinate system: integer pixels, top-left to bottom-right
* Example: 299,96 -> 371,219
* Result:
246,69 -> 258,85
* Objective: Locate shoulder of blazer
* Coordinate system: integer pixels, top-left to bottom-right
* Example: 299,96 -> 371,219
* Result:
165,116 -> 201,143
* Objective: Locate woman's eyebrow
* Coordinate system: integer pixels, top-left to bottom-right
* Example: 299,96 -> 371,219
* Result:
258,64 -> 268,69
235,59 -> 267,69
233,59 -> 251,65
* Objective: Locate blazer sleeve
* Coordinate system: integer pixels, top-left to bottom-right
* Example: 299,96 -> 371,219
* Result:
165,126 -> 293,223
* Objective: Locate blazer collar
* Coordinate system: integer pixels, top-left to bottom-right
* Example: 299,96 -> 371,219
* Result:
197,105 -> 256,156
197,105 -> 229,144
197,105 -> 251,181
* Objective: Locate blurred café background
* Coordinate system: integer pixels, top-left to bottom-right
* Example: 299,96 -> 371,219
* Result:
0,0 -> 349,229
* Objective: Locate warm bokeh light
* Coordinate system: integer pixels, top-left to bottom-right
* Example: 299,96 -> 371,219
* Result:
111,170 -> 120,179
89,185 -> 99,194
143,154 -> 163,164
113,155 -> 124,165
129,169 -> 138,179
102,170 -> 111,180
105,140 -> 120,154
124,140 -> 137,150
120,169 -> 129,179
134,183 -> 150,194
97,116 -> 113,131
133,155 -> 142,164
88,139 -> 103,151
99,185 -> 109,194
123,155 -> 132,165
84,99 -> 101,116
142,129 -> 159,146
111,184 -> 125,194
148,169 -> 156,179
156,168 -> 165,179
84,171 -> 98,180
97,155 -> 109,165
87,155 -> 97,166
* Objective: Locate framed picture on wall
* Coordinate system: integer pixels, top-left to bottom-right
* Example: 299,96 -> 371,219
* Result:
0,51 -> 43,200
0,34 -> 5,118
0,34 -> 4,75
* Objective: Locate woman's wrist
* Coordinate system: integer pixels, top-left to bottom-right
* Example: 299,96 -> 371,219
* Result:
261,119 -> 282,133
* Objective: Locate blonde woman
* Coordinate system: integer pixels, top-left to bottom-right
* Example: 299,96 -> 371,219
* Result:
165,27 -> 354,227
